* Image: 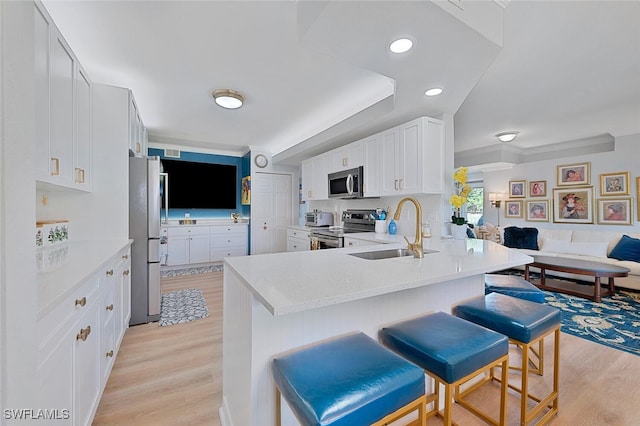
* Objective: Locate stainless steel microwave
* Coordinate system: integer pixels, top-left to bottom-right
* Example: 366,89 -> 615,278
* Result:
328,166 -> 364,199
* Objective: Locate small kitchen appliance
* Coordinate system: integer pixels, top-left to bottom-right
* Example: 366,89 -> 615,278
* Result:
328,166 -> 365,199
305,211 -> 334,227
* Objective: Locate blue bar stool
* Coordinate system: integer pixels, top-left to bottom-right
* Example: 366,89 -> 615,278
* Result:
455,293 -> 561,425
380,312 -> 509,426
272,332 -> 426,426
485,273 -> 547,374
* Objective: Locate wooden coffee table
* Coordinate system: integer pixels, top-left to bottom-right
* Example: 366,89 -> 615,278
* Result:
524,255 -> 630,302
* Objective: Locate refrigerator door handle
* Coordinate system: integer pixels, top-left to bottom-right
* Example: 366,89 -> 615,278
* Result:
147,157 -> 161,239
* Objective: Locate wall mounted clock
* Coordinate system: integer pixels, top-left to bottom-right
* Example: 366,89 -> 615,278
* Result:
254,154 -> 268,168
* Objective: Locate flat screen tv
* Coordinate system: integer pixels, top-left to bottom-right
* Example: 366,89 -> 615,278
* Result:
161,159 -> 237,209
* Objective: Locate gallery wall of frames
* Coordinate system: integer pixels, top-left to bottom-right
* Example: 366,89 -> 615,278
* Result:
482,133 -> 640,230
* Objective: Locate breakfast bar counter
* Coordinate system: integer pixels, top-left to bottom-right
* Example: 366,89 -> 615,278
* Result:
219,239 -> 532,425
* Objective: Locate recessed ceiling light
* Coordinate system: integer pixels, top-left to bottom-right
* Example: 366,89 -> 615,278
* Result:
212,89 -> 245,109
389,38 -> 413,54
425,88 -> 443,97
495,131 -> 519,143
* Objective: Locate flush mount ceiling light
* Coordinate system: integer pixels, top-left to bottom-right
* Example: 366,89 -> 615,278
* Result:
389,38 -> 413,54
425,87 -> 443,97
495,131 -> 519,143
212,89 -> 245,109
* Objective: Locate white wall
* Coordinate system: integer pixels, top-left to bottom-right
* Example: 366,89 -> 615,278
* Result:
483,133 -> 640,233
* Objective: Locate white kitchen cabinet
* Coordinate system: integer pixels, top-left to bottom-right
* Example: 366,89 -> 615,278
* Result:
343,237 -> 381,248
362,133 -> 381,197
301,155 -> 328,201
129,94 -> 147,156
34,1 -> 93,191
328,140 -> 364,173
286,228 -> 311,252
210,224 -> 248,260
74,66 -> 92,189
167,226 -> 210,265
37,245 -> 130,426
380,117 -> 444,196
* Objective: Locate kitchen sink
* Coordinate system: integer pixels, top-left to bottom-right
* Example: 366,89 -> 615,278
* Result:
349,248 -> 439,260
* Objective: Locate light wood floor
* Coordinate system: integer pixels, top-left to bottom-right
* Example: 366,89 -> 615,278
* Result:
93,271 -> 640,425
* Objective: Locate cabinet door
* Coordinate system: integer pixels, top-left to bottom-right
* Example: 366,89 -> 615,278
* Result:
380,128 -> 399,195
362,134 -> 381,197
189,233 -> 210,264
49,31 -> 75,184
397,119 -> 423,194
100,283 -> 116,385
167,234 -> 190,266
421,118 -> 445,193
74,66 -> 92,189
34,3 -> 51,182
73,302 -> 101,426
120,263 -> 131,337
37,329 -> 73,426
311,155 -> 328,200
301,158 -> 314,201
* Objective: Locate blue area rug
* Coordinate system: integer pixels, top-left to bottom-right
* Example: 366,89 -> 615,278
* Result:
543,290 -> 640,356
495,269 -> 640,356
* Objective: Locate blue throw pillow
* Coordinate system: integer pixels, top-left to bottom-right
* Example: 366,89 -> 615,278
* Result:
503,226 -> 539,250
609,235 -> 640,262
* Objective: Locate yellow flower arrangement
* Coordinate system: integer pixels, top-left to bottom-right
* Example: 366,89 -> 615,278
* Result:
450,166 -> 471,225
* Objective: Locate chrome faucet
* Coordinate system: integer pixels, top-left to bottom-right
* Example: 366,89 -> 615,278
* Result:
393,196 -> 424,258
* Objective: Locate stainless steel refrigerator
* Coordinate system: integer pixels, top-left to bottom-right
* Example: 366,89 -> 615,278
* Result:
129,155 -> 161,325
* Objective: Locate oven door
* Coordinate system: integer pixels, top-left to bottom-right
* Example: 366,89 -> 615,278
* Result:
310,233 -> 343,250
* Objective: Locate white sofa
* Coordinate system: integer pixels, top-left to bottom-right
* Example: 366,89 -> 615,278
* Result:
508,228 -> 640,292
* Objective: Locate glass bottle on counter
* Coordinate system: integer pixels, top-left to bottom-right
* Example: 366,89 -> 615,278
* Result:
388,219 -> 397,235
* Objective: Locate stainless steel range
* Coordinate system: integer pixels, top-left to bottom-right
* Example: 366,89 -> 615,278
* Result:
310,209 -> 377,249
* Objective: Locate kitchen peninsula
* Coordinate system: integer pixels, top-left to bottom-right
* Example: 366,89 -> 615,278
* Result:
219,238 -> 532,425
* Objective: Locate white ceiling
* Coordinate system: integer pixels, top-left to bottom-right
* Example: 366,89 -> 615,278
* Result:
43,1 -> 640,166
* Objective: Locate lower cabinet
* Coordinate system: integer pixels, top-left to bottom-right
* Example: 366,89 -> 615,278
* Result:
37,246 -> 131,425
287,228 -> 311,252
165,223 -> 248,266
210,225 -> 248,261
343,237 -> 382,248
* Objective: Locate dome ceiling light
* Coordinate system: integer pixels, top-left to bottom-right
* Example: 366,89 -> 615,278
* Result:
496,131 -> 519,143
212,89 -> 245,109
425,87 -> 443,97
389,38 -> 413,54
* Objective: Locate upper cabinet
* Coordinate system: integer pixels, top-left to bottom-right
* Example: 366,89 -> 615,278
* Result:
380,117 -> 444,196
302,116 -> 444,199
34,1 -> 92,191
129,94 -> 147,157
327,141 -> 364,174
301,155 -> 328,201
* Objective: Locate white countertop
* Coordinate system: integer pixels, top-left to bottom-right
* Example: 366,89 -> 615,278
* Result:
162,219 -> 248,227
224,239 -> 533,317
38,239 -> 133,318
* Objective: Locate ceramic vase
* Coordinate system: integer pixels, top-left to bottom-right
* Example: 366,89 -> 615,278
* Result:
450,223 -> 468,240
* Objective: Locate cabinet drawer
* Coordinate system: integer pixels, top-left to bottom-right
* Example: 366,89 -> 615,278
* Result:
211,246 -> 247,260
210,225 -> 248,235
38,275 -> 99,348
211,233 -> 247,247
287,228 -> 310,239
167,226 -> 208,237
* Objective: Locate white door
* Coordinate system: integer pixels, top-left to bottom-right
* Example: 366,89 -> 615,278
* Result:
251,172 -> 292,255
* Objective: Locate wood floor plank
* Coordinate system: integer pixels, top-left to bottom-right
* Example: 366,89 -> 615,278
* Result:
94,271 -> 640,425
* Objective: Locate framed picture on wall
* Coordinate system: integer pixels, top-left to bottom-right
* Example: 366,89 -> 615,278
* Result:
529,180 -> 547,197
509,180 -> 526,198
597,198 -> 632,225
526,200 -> 549,222
599,171 -> 630,196
552,186 -> 594,224
241,176 -> 251,205
557,162 -> 590,186
505,200 -> 523,218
